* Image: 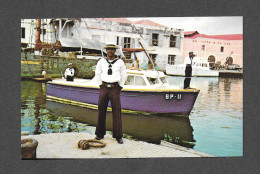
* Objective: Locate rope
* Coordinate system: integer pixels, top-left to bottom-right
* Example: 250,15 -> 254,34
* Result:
78,139 -> 106,150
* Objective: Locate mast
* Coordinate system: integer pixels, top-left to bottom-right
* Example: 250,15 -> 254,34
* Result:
35,19 -> 42,51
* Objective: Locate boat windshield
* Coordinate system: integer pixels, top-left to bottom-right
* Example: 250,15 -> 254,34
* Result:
160,77 -> 168,84
125,75 -> 146,86
147,77 -> 160,85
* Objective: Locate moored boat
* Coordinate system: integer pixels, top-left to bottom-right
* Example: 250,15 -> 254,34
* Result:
46,69 -> 200,116
166,57 -> 219,77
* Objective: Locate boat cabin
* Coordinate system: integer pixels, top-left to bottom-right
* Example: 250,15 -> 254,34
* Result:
124,70 -> 169,87
192,57 -> 211,69
193,62 -> 209,68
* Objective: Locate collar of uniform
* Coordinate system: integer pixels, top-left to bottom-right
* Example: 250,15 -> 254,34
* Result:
106,57 -> 118,61
106,58 -> 119,64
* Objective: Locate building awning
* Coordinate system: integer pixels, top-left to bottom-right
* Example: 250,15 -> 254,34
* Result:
60,38 -> 106,51
59,38 -> 125,57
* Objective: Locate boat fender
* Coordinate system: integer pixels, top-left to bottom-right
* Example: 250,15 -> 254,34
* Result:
78,139 -> 106,150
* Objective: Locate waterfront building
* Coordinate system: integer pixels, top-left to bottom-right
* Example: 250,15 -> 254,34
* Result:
21,19 -> 55,49
21,18 -> 184,70
183,31 -> 243,67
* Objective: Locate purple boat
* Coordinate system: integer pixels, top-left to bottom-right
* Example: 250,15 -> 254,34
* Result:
47,70 -> 199,116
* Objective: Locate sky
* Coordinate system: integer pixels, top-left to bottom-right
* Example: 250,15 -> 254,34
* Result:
127,17 -> 243,35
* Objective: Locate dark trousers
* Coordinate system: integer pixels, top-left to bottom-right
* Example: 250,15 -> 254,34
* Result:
66,76 -> 74,81
184,65 -> 192,89
95,84 -> 122,139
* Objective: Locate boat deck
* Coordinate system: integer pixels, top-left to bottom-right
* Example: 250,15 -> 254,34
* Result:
219,70 -> 243,77
49,78 -> 188,91
21,132 -> 214,158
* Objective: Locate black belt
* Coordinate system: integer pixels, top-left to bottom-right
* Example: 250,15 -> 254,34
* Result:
102,81 -> 119,88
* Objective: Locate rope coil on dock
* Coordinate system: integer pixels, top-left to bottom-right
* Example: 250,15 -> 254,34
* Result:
78,139 -> 106,150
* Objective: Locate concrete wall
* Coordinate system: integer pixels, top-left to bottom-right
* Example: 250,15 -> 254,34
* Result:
21,53 -> 97,79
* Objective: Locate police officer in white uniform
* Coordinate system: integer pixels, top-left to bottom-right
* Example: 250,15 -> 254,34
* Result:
64,63 -> 75,81
94,43 -> 127,144
183,51 -> 195,89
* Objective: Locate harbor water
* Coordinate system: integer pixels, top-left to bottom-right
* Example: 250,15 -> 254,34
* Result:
21,76 -> 243,157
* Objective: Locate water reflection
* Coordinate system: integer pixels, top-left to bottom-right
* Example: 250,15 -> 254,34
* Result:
21,81 -> 87,134
47,100 -> 195,147
167,76 -> 243,119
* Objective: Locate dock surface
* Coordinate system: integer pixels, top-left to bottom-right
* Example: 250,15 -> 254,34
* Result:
22,132 -> 214,158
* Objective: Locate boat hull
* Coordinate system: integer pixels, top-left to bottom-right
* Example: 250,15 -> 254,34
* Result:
166,64 -> 219,77
47,83 -> 199,116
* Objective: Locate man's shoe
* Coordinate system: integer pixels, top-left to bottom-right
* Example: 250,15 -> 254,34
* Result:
94,136 -> 104,140
116,138 -> 123,144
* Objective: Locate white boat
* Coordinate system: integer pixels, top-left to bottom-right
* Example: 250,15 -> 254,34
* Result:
166,57 -> 219,77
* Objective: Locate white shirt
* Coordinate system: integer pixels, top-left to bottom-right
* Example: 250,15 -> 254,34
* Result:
184,56 -> 195,65
64,68 -> 75,78
95,58 -> 127,87
42,70 -> 47,76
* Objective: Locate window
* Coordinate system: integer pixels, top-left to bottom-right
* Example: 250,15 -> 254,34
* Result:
160,77 -> 168,84
148,54 -> 157,69
124,37 -> 131,48
147,77 -> 160,85
124,75 -> 146,86
135,76 -> 146,86
40,29 -> 46,35
202,45 -> 205,50
202,63 -> 208,67
168,55 -> 176,65
21,27 -> 25,38
116,36 -> 119,45
125,75 -> 135,85
220,46 -> 224,52
124,52 -> 131,60
149,54 -> 157,60
169,35 -> 176,47
152,33 -> 159,46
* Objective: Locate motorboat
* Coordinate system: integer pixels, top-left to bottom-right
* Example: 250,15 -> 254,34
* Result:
166,57 -> 219,77
46,69 -> 200,116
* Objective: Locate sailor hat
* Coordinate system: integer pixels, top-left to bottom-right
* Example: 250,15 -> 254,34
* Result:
104,43 -> 119,49
68,63 -> 73,66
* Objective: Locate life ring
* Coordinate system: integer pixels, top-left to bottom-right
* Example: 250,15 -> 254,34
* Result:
78,139 -> 106,150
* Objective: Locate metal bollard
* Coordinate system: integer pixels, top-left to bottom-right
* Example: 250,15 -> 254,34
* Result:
21,138 -> 38,159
